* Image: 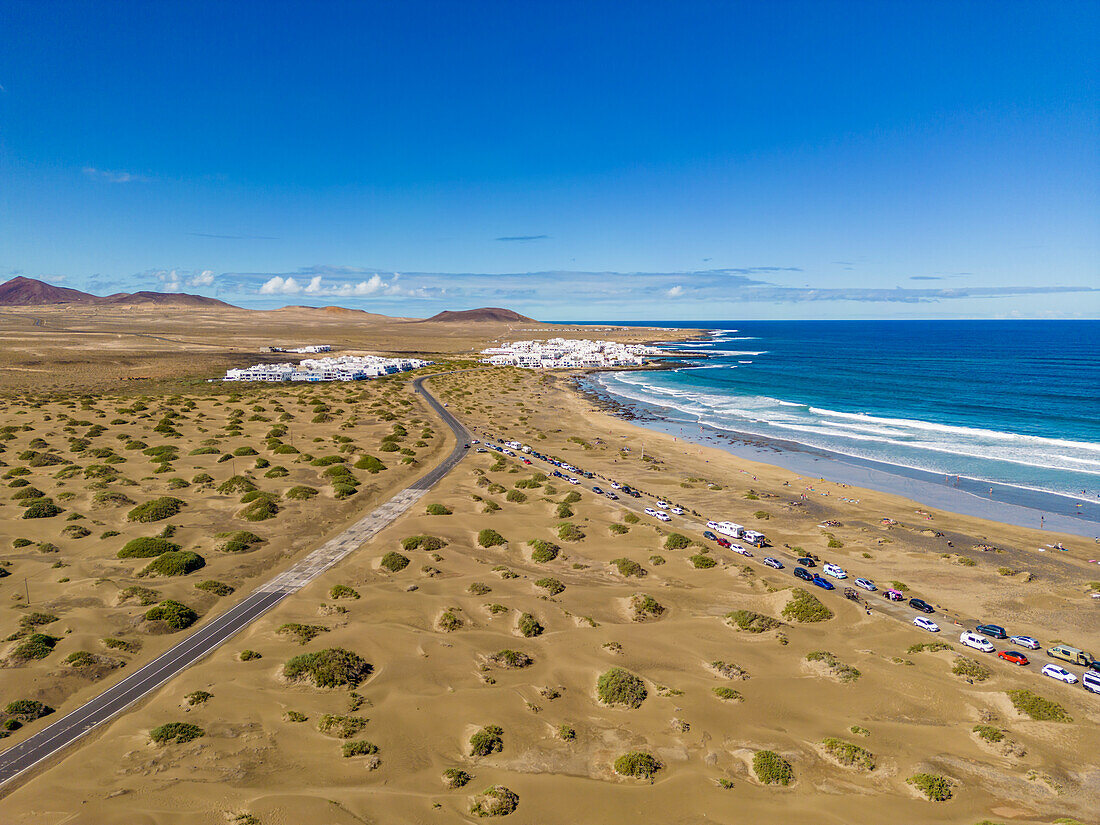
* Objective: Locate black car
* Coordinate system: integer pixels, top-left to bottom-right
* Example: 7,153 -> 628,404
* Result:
592,486 -> 603,494
909,598 -> 934,614
703,530 -> 717,541
796,557 -> 816,568
975,623 -> 1007,639
793,566 -> 813,581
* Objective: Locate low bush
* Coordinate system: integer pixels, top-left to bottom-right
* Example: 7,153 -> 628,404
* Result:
150,722 -> 205,744
317,714 -> 368,738
806,651 -> 861,682
470,785 -> 519,818
12,633 -> 59,660
217,475 -> 257,495
330,584 -> 360,600
239,496 -> 279,521
690,554 -> 717,569
596,668 -> 647,708
286,485 -> 319,500
283,648 -> 372,687
517,612 -> 544,637
611,557 -> 645,577
141,551 -> 206,577
630,593 -> 665,621
478,529 -> 506,548
342,739 -> 379,757
972,724 -> 1004,743
726,609 -> 782,633
443,767 -> 472,788
664,533 -> 691,550
278,623 -> 330,644
194,580 -> 234,596
952,656 -> 991,681
402,535 -> 447,552
528,539 -> 559,563
557,522 -> 584,542
752,750 -> 793,786
555,502 -> 574,519
782,588 -> 834,623
609,523 -> 629,535
185,690 -> 213,706
906,772 -> 952,801
712,686 -> 743,701
907,641 -> 951,654
426,503 -> 452,515
1006,689 -> 1071,722
144,600 -> 199,630
22,499 -> 63,519
239,649 -> 262,661
614,751 -> 662,779
4,699 -> 53,722
489,650 -> 533,668
535,577 -> 565,595
505,490 -> 527,503
438,611 -> 463,632
354,455 -> 387,473
468,582 -> 492,595
119,585 -> 160,605
127,496 -> 184,523
821,738 -> 875,770
380,551 -> 410,572
92,491 -> 134,510
469,724 -> 505,756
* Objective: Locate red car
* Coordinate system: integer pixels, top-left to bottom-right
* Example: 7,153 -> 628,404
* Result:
522,459 -> 532,465
998,650 -> 1029,666
716,537 -> 731,548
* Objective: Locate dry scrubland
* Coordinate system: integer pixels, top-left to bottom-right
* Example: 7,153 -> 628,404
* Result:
0,377 -> 445,750
2,365 -> 1099,825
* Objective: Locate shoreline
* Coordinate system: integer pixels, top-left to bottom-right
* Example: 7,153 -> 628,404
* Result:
574,371 -> 1100,539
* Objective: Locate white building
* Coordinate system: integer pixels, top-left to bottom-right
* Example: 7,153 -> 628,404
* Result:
480,338 -> 664,369
224,354 -> 431,382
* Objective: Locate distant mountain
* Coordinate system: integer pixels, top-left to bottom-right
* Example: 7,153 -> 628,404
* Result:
422,307 -> 535,323
0,276 -> 235,308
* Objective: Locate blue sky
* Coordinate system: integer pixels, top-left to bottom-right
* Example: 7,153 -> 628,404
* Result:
0,0 -> 1097,320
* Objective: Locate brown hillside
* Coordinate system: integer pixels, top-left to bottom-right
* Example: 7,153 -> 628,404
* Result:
0,276 -> 236,308
422,306 -> 535,323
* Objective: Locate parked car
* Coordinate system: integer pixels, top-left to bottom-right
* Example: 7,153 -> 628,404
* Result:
476,448 -> 488,453
793,567 -> 813,581
605,492 -> 619,500
976,623 -> 1007,639
959,631 -> 995,653
1047,644 -> 1096,669
655,512 -> 671,522
703,530 -> 717,541
568,477 -> 580,485
854,577 -> 876,591
909,598 -> 934,614
883,589 -> 905,601
592,486 -> 603,494
656,500 -> 670,509
1010,635 -> 1040,650
643,507 -> 659,517
998,650 -> 1029,666
716,537 -> 731,548
1041,664 -> 1078,684
763,557 -> 784,570
811,575 -> 835,591
522,458 -> 532,464
610,482 -> 621,489
671,506 -> 684,515
796,557 -> 816,568
913,616 -> 940,632
730,544 -> 752,557
823,563 -> 847,579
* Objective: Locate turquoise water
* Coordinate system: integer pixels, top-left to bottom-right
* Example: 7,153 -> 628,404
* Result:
592,320 -> 1100,504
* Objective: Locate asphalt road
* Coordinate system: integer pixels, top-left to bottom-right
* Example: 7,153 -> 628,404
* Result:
0,371 -> 471,792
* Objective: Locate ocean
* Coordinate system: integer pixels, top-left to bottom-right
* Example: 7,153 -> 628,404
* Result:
585,320 -> 1100,532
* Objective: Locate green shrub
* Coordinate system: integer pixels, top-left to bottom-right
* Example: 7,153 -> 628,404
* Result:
215,530 -> 264,553
555,502 -> 574,519
127,496 -> 184,523
426,503 -> 452,515
284,710 -> 307,722
283,648 -> 372,687
952,656 -> 991,681
664,533 -> 691,550
505,490 -> 527,503
438,611 -> 463,632
286,485 -> 319,500
596,668 -> 647,708
401,535 -> 447,552
712,686 -> 743,701
330,584 -> 360,600
4,699 -> 53,721
782,588 -> 834,623
690,554 -> 717,569
380,551 -> 410,572
614,751 -> 662,779
710,660 -> 748,680
342,740 -> 379,757
22,499 -> 63,519
12,633 -> 59,660
443,767 -> 472,788
535,577 -> 565,595
354,455 -> 387,473
119,585 -> 161,605
906,772 -> 952,801
806,651 -> 861,682
518,612 -> 544,637
907,641 -> 951,653
144,600 -> 199,630
611,557 -> 645,577
528,539 -> 559,563
821,738 -> 875,770
185,690 -> 213,706
310,455 -> 345,466
264,465 -> 289,478
752,750 -> 793,786
12,485 -> 45,500
1006,689 -> 1071,722
140,551 -> 206,577
239,496 -> 279,521
557,522 -> 584,542
726,609 -> 782,633
630,593 -> 665,620
64,650 -> 96,668
609,523 -> 629,535
118,536 -> 181,558
12,538 -> 33,548
478,528 -> 506,548
239,649 -> 262,661
317,713 -> 369,738
150,722 -> 204,744
194,580 -> 234,596
490,649 -> 533,668
469,724 -> 504,756
217,475 -> 257,495
470,785 -> 519,818
278,623 -> 330,644
972,724 -> 1004,743
467,582 -> 492,595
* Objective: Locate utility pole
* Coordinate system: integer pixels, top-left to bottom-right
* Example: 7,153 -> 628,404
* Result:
24,577 -> 30,605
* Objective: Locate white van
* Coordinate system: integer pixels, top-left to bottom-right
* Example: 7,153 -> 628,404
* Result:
742,530 -> 766,547
716,521 -> 743,538
1083,670 -> 1100,695
822,563 -> 847,579
960,631 -> 995,653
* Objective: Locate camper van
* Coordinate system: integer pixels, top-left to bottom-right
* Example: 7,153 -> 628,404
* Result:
741,529 -> 766,546
1083,670 -> 1100,695
710,521 -> 743,539
1047,645 -> 1096,668
960,632 -> 995,653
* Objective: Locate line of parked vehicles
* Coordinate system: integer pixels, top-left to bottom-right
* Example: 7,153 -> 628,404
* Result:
477,433 -> 1099,696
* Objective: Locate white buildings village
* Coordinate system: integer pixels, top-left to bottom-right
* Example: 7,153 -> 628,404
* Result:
481,338 -> 664,369
224,353 -> 431,382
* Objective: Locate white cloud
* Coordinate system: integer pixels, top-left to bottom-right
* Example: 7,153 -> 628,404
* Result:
257,272 -> 428,299
259,276 -> 303,295
152,269 -> 216,293
665,285 -> 684,298
83,166 -> 152,184
190,270 -> 215,287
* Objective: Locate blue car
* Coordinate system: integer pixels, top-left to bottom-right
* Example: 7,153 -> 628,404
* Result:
811,575 -> 835,591
703,530 -> 717,541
